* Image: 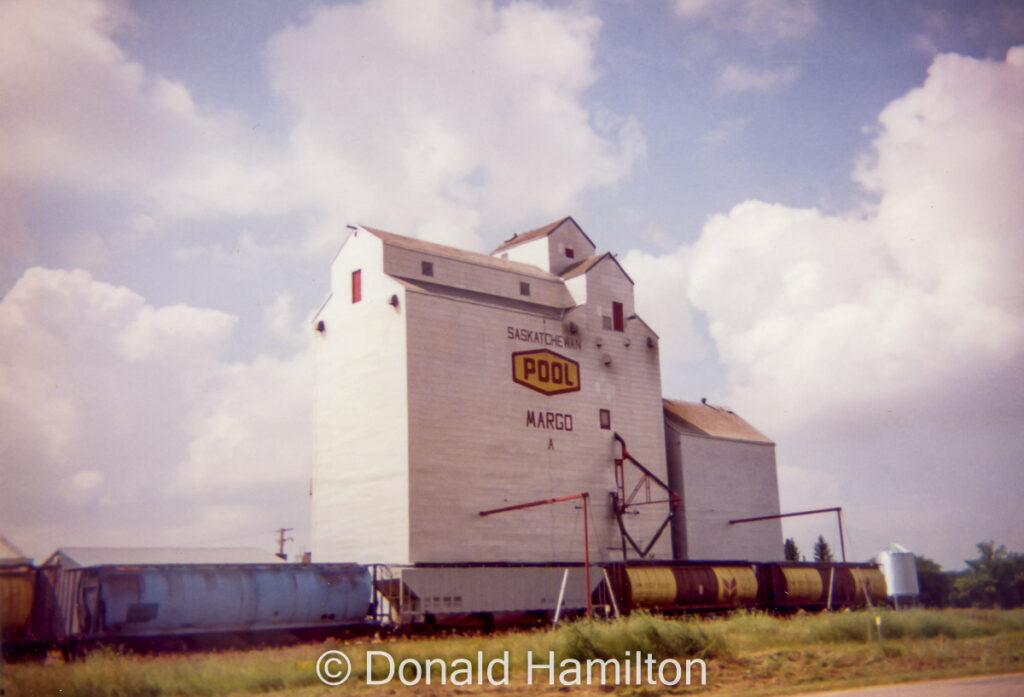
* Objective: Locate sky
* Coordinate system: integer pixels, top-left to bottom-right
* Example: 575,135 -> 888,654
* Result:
1,0 -> 1022,571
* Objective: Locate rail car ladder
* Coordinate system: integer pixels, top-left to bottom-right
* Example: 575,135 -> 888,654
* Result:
372,565 -> 421,627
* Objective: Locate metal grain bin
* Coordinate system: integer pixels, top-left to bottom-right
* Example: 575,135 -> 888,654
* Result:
75,564 -> 370,638
877,544 -> 919,605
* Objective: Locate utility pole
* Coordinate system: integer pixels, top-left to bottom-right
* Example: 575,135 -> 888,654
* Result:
276,527 -> 294,561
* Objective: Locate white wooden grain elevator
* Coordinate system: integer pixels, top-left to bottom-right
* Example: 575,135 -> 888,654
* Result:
312,217 -> 783,565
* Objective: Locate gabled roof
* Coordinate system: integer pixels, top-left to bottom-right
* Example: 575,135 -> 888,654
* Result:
627,313 -> 659,339
491,216 -> 595,254
42,547 -> 285,568
663,399 -> 773,444
363,227 -> 560,282
395,277 -> 570,314
560,252 -> 635,285
0,534 -> 31,564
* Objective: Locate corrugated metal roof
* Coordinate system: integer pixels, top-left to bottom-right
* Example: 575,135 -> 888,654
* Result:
491,216 -> 574,253
559,253 -> 604,279
663,399 -> 773,444
42,547 -> 285,568
560,252 -> 635,285
363,227 -> 561,282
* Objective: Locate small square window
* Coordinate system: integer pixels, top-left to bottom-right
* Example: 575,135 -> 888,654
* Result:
421,261 -> 434,277
599,409 -> 611,430
520,281 -> 530,296
602,315 -> 613,330
351,269 -> 362,303
565,247 -> 575,259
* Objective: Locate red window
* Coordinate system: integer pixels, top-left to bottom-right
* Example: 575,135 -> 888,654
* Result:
612,301 -> 624,331
352,269 -> 362,303
565,247 -> 575,259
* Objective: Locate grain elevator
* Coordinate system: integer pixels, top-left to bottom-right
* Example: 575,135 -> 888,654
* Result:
312,217 -> 783,565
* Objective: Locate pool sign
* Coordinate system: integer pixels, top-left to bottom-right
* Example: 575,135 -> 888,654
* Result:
511,350 -> 581,396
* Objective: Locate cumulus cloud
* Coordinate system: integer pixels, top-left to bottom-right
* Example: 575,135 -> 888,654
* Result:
629,47 -> 1024,564
267,0 -> 643,251
672,0 -> 819,44
263,292 -> 304,348
0,269 -> 312,558
718,63 -> 801,93
643,47 -> 1024,433
620,247 -> 709,369
854,48 -> 1024,314
0,0 -> 296,222
1,0 -> 641,265
175,351 -> 312,496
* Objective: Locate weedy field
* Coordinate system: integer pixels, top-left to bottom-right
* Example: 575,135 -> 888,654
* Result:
3,608 -> 1023,697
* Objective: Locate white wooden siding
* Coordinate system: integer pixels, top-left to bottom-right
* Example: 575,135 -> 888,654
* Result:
313,231 -> 411,563
665,424 -> 784,562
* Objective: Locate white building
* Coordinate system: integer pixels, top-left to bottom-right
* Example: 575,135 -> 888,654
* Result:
313,217 -> 782,565
664,400 -> 783,561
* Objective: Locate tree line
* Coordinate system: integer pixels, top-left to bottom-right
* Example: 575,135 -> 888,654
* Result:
915,542 -> 1024,608
783,538 -> 1024,608
784,535 -> 836,563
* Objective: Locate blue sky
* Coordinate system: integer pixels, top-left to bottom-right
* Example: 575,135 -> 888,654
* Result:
1,0 -> 1022,570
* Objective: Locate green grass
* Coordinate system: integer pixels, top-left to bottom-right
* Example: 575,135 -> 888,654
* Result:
1,644 -> 320,697
3,609 -> 1023,697
706,607 -> 1024,649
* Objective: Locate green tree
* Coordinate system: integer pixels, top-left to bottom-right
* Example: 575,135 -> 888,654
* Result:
915,555 -> 953,607
813,535 -> 834,563
784,537 -> 800,562
951,541 -> 1024,608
